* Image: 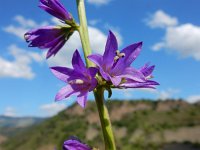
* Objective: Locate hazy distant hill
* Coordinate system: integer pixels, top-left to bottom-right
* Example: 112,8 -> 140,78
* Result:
0,115 -> 44,137
1,99 -> 200,150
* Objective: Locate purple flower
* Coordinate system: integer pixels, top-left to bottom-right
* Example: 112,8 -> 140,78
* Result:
50,50 -> 98,108
24,0 -> 76,59
25,26 -> 73,59
88,31 -> 158,88
39,0 -> 72,21
63,137 -> 92,150
119,63 -> 159,88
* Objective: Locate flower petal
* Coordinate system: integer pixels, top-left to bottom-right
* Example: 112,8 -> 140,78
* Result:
140,63 -> 155,77
117,67 -> 146,82
120,80 -> 159,88
88,54 -> 110,80
46,38 -> 66,58
25,26 -> 62,47
55,85 -> 75,101
121,42 -> 143,66
88,78 -> 98,92
50,66 -> 74,82
72,50 -> 86,72
103,31 -> 118,65
112,42 -> 142,73
88,67 -> 98,77
39,0 -> 72,21
87,54 -> 103,67
77,93 -> 88,108
110,76 -> 122,86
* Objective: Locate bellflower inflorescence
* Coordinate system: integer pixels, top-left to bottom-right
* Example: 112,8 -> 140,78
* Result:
88,31 -> 159,89
24,0 -> 76,59
51,50 -> 98,108
63,137 -> 92,150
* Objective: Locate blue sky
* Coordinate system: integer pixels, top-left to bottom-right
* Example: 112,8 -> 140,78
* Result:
1,0 -> 200,117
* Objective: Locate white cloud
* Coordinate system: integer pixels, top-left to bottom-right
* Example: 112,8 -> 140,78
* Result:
146,10 -> 178,28
151,42 -> 165,51
147,10 -> 200,61
3,15 -> 48,39
153,24 -> 200,60
87,0 -> 112,6
40,103 -> 66,116
3,107 -> 17,117
14,15 -> 37,28
156,88 -> 180,100
0,45 -> 44,79
187,95 -> 200,103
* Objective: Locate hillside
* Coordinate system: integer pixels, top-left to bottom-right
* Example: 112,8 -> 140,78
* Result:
1,99 -> 200,150
0,116 -> 44,137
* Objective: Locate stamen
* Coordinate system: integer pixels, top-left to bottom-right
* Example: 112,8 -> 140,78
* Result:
118,53 -> 125,58
114,56 -> 119,62
69,79 -> 84,84
115,50 -> 120,56
114,50 -> 126,62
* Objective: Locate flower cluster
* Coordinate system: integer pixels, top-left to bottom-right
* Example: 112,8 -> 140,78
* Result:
24,0 -> 159,149
49,31 -> 158,108
25,0 -> 77,59
24,0 -> 158,108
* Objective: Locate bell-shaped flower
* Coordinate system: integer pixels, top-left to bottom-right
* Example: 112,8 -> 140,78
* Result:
24,0 -> 76,59
25,26 -> 74,59
39,0 -> 72,21
50,50 -> 98,108
88,31 -> 158,88
63,137 -> 92,150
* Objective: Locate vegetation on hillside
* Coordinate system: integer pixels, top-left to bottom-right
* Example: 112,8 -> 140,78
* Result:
1,99 -> 200,150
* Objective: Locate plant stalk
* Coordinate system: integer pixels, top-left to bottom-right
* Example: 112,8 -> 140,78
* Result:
76,0 -> 92,67
76,0 -> 116,149
94,87 -> 116,150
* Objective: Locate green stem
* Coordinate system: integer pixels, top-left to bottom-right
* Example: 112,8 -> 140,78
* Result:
76,0 -> 92,67
76,0 -> 116,149
94,87 -> 116,150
